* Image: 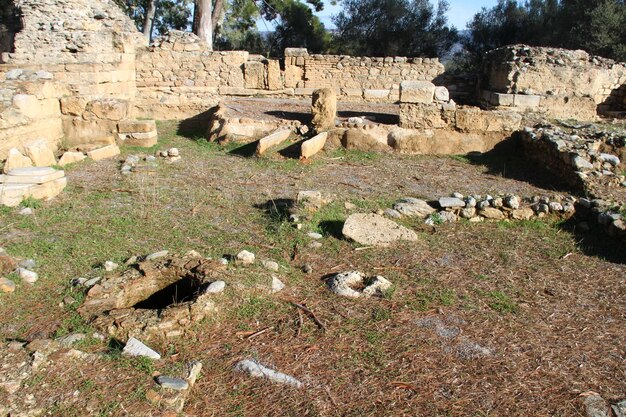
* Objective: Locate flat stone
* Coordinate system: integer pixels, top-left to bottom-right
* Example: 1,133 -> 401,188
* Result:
58,152 -> 86,167
156,376 -> 189,391
104,261 -> 119,271
261,260 -> 279,272
439,197 -> 465,208
122,337 -> 161,360
297,190 -> 324,210
205,280 -> 225,294
1,167 -> 64,185
400,80 -> 435,104
583,394 -> 611,417
146,250 -> 168,261
307,232 -> 322,240
572,155 -> 594,171
235,359 -> 303,388
57,333 -> 86,347
599,153 -> 620,166
342,213 -> 418,247
18,259 -> 36,269
0,278 -> 16,293
393,198 -> 435,218
511,208 -> 534,220
84,277 -> 101,288
256,130 -> 292,155
87,145 -> 120,161
300,132 -> 328,159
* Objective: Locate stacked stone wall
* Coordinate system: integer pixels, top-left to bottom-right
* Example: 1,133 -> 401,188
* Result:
481,45 -> 626,119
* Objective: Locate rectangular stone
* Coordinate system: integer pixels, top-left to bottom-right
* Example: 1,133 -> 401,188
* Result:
256,130 -> 292,155
1,167 -> 64,184
87,145 -> 120,161
513,94 -> 541,108
400,81 -> 435,104
364,89 -> 390,100
0,184 -> 32,207
29,177 -> 67,201
490,93 -> 514,106
118,120 -> 157,133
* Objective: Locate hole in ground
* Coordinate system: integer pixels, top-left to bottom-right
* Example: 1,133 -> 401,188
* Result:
133,275 -> 205,310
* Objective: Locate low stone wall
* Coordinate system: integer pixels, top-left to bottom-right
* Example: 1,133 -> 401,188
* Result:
481,45 -> 626,119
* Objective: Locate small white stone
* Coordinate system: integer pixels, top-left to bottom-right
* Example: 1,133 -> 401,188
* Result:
218,258 -> 229,265
236,250 -> 255,265
84,277 -> 101,288
103,261 -> 118,272
262,260 -> 279,272
167,148 -> 180,157
271,276 -> 285,293
19,207 -> 33,215
146,250 -> 169,261
205,280 -> 226,294
122,337 -> 161,359
17,268 -> 38,284
307,232 -> 323,240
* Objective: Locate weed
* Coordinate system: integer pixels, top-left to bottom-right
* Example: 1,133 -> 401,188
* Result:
487,291 -> 519,314
20,196 -> 43,209
450,154 -> 471,164
371,307 -> 392,322
232,296 -> 277,320
428,212 -> 444,225
131,356 -> 156,375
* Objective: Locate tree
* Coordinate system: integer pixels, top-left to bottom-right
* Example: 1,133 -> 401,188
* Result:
331,0 -> 458,57
193,0 -> 213,48
142,0 -> 157,43
115,0 -> 193,41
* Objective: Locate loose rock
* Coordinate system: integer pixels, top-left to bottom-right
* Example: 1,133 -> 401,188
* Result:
327,271 -> 392,298
271,276 -> 285,293
17,268 -> 38,284
236,250 -> 255,265
342,213 -> 418,246
235,359 -> 303,388
392,197 -> 435,218
261,260 -> 279,272
205,281 -> 226,294
156,376 -> 189,391
0,278 -> 16,293
122,337 -> 161,360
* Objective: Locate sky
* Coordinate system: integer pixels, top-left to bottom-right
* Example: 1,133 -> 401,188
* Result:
315,0 -> 499,30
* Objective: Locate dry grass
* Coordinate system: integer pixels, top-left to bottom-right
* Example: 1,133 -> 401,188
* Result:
0,121 -> 624,416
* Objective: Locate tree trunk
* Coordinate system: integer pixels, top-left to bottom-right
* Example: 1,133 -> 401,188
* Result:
212,0 -> 225,34
142,0 -> 157,45
194,0 -> 213,50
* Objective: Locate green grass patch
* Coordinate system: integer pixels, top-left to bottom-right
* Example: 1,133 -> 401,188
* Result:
487,291 -> 519,314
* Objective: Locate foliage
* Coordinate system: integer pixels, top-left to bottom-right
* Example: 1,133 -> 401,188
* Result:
458,0 -> 626,72
115,0 -> 193,36
331,0 -> 458,57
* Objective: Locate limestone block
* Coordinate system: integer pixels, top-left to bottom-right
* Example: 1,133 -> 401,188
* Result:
87,145 -> 121,161
398,103 -> 447,129
118,120 -> 157,133
3,148 -> 33,174
256,130 -> 292,155
300,132 -> 328,159
60,97 -> 87,116
400,81 -> 435,104
1,167 -> 64,184
0,184 -> 32,207
490,93 -> 514,106
434,86 -> 450,102
342,129 -> 391,153
284,65 -> 303,89
311,88 -> 337,132
58,151 -> 86,166
123,131 -> 158,148
85,99 -> 129,121
29,177 -> 67,201
364,90 -> 390,100
284,48 -> 309,57
24,140 -> 57,167
513,94 -> 541,108
12,94 -> 40,119
267,60 -> 283,91
244,61 -> 266,90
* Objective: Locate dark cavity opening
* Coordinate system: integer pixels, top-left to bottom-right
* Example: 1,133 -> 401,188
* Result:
0,1 -> 23,56
133,275 -> 204,310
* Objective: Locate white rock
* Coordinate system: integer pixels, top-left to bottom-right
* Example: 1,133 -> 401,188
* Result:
84,277 -> 101,288
342,213 -> 418,247
17,268 -> 38,284
307,232 -> 323,240
122,337 -> 161,360
439,197 -> 465,208
146,250 -> 168,261
599,153 -> 620,166
327,271 -> 392,298
235,359 -> 303,388
393,198 -> 435,218
236,250 -> 255,265
19,207 -> 33,215
167,148 -> 180,157
103,261 -> 118,272
271,276 -> 285,293
206,280 -> 226,294
261,260 -> 279,272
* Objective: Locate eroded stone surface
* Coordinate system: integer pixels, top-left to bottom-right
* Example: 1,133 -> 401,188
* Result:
327,271 -> 392,298
342,213 -> 418,246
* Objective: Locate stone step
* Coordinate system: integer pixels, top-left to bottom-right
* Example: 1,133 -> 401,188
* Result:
256,130 -> 292,155
87,145 -> 121,161
118,120 -> 157,134
300,132 -> 328,159
1,167 -> 65,184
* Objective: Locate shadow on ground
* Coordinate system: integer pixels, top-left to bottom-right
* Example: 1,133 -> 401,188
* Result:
464,137 -> 577,195
560,217 -> 626,264
254,198 -> 296,223
176,108 -> 217,140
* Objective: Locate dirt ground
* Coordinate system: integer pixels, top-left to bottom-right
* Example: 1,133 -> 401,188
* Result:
0,120 -> 624,417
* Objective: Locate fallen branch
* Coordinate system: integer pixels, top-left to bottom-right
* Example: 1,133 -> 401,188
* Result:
290,302 -> 327,332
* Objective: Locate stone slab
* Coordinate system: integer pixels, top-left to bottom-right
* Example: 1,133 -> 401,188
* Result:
400,81 -> 435,104
29,177 -> 67,201
87,145 -> 121,161
256,130 -> 292,155
513,94 -> 541,108
300,132 -> 328,159
1,167 -> 64,184
58,152 -> 86,166
118,120 -> 157,133
342,213 -> 418,247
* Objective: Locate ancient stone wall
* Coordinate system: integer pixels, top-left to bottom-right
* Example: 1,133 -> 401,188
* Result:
134,37 -> 448,119
481,45 -> 626,119
0,0 -> 143,155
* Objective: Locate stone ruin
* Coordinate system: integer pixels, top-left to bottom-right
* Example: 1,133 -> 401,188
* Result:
0,1 -> 624,222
